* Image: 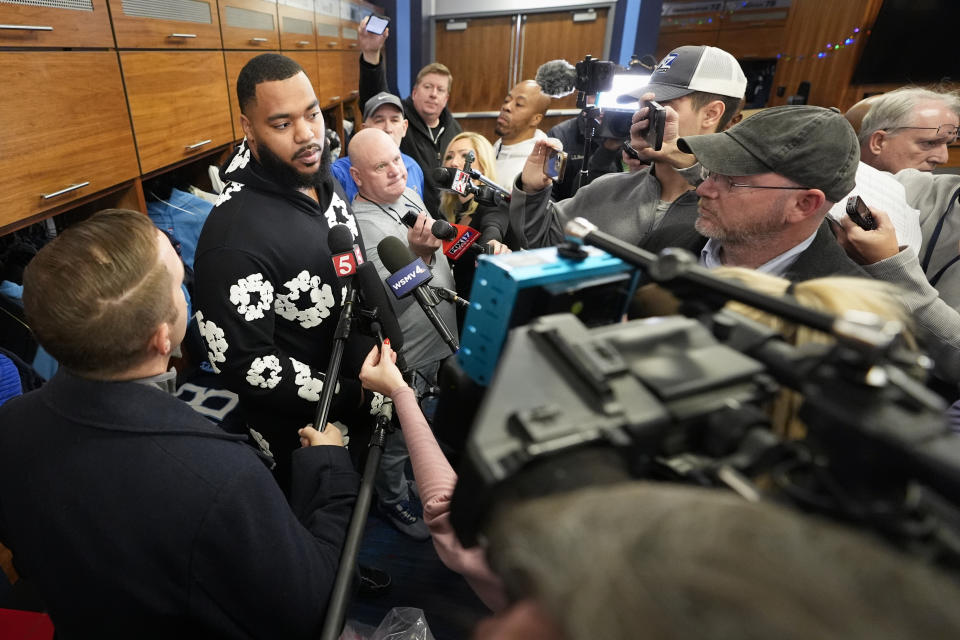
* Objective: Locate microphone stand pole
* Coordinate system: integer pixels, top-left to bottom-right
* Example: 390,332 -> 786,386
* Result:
313,285 -> 357,431
318,294 -> 398,640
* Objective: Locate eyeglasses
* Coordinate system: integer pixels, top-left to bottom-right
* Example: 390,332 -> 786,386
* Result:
888,124 -> 959,141
704,170 -> 809,192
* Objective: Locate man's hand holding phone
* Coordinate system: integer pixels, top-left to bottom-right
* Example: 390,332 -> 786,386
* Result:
628,91 -> 695,169
834,200 -> 900,265
520,138 -> 563,193
359,15 -> 389,64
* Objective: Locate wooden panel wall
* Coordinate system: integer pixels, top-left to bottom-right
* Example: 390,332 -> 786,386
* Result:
767,0 -> 883,110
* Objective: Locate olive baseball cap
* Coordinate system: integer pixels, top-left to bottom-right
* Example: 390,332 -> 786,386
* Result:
677,105 -> 859,202
363,91 -> 405,121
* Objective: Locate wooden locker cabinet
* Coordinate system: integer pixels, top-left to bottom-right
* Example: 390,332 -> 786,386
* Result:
120,50 -> 234,174
0,51 -> 139,231
0,0 -> 114,48
219,0 -> 280,50
338,0 -> 365,53
282,49 -> 321,102
339,50 -> 359,103
316,50 -> 344,107
315,0 -> 340,50
225,49 -> 280,140
278,0 -> 317,51
108,0 -> 222,49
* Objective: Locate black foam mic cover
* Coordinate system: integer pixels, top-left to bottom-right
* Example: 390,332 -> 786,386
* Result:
327,223 -> 355,256
353,259 -> 405,354
431,219 -> 457,241
431,166 -> 456,188
378,235 -> 419,273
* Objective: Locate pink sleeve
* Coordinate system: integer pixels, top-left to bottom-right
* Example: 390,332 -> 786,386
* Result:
391,386 -> 507,612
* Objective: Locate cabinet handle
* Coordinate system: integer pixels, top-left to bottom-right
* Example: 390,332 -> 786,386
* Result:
327,41 -> 338,47
42,182 -> 90,200
349,43 -> 357,48
296,40 -> 310,46
250,37 -> 268,43
0,24 -> 54,31
185,139 -> 212,151
168,33 -> 198,39
329,96 -> 341,102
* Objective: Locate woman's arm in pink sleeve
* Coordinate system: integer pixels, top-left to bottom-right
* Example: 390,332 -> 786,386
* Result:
390,386 -> 507,611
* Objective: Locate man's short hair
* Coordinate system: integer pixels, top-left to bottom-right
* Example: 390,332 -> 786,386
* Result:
858,86 -> 960,145
237,53 -> 305,115
487,482 -> 960,640
23,209 -> 177,377
688,91 -> 744,132
415,62 -> 453,92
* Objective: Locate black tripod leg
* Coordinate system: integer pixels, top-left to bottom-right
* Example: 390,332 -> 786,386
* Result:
319,422 -> 387,640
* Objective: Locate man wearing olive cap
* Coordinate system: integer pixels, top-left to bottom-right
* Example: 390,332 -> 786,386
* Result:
641,104 -> 866,280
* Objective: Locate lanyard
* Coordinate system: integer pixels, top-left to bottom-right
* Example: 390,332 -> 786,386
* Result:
920,184 -> 960,275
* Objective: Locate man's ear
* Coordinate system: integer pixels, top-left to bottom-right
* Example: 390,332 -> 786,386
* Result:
531,112 -> 544,128
699,100 -> 725,132
149,322 -> 173,358
240,113 -> 254,143
350,165 -> 362,187
867,130 -> 886,157
787,189 -> 827,223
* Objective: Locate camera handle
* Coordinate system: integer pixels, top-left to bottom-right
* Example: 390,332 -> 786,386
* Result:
576,96 -> 602,192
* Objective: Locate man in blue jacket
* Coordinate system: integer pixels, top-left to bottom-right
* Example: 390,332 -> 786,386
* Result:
0,209 -> 358,638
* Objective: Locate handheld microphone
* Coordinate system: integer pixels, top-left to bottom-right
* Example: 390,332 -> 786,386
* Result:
328,224 -> 361,278
431,166 -> 512,205
378,236 -> 459,354
430,219 -> 488,261
535,59 -> 577,98
353,260 -> 406,365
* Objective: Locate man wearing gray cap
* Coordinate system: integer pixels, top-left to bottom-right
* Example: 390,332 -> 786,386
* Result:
511,45 -> 747,249
331,91 -> 425,204
641,105 -> 866,280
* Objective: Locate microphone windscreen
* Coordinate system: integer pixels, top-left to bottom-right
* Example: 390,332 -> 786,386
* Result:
353,260 -> 405,353
431,166 -> 456,188
377,236 -> 417,274
535,59 -> 577,98
431,219 -> 456,241
327,223 -> 355,254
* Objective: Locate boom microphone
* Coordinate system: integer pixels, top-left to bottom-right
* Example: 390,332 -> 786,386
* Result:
535,59 -> 577,98
431,166 -> 511,205
378,236 -> 459,354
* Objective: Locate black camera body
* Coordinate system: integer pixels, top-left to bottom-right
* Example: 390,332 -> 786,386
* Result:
574,55 -> 618,95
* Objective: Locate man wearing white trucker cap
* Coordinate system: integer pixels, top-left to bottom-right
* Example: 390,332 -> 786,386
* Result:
509,45 -> 747,249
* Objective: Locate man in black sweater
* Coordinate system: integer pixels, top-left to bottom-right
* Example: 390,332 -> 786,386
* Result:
0,209 -> 357,638
357,16 -> 462,217
193,54 -> 378,492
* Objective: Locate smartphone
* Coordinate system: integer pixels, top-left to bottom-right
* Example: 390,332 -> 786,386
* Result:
365,15 -> 390,35
845,195 -> 877,230
543,148 -> 568,182
643,100 -> 666,152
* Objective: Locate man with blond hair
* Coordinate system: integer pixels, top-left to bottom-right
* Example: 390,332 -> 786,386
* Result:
0,209 -> 357,637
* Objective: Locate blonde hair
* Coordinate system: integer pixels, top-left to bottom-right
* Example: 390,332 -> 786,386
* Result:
23,209 -> 177,377
713,267 -> 915,438
438,132 -> 498,223
415,62 -> 453,92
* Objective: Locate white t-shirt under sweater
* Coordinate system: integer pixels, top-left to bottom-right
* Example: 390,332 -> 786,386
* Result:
493,129 -> 548,190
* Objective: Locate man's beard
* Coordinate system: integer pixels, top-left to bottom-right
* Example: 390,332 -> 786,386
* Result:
494,124 -> 505,138
257,139 -> 331,191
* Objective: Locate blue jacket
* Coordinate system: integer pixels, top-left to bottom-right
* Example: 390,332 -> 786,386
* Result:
331,152 -> 425,204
